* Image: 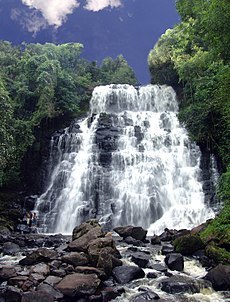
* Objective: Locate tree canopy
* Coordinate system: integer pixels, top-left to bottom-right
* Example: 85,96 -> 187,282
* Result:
0,41 -> 137,187
148,0 -> 230,251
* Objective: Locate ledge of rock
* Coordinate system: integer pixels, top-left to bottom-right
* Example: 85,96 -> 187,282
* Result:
113,225 -> 147,241
55,273 -> 101,297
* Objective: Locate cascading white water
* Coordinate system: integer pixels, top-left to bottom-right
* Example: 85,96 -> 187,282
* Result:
35,84 -> 215,234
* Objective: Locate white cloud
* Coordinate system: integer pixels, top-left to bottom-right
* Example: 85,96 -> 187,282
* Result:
84,0 -> 122,12
21,0 -> 80,27
15,0 -> 123,34
11,8 -> 47,36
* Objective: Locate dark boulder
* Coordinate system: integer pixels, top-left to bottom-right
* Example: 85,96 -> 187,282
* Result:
173,235 -> 204,255
0,285 -> 22,302
19,248 -> 58,266
55,273 -> 101,297
112,265 -> 145,284
146,271 -> 158,279
160,275 -> 211,294
113,226 -> 147,241
124,236 -> 145,247
204,264 -> 230,291
131,251 -> 151,268
164,253 -> 184,271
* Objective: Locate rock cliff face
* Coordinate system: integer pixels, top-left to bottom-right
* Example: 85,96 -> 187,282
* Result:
21,113 -> 76,194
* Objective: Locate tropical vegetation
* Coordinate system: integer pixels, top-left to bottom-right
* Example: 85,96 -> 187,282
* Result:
0,42 -> 137,188
148,0 -> 230,262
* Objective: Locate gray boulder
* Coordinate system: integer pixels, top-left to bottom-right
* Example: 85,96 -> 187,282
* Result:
69,226 -> 104,252
72,220 -> 102,241
3,242 -> 20,255
131,287 -> 160,301
0,267 -> 17,281
37,283 -> 63,300
21,291 -> 54,302
161,243 -> 174,255
88,237 -> 121,266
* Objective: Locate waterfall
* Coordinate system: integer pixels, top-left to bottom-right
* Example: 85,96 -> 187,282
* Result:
35,84 -> 215,234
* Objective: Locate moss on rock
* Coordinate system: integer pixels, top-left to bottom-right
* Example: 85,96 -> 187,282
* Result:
205,243 -> 230,265
173,235 -> 204,256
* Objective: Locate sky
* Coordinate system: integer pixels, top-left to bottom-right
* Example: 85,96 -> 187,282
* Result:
0,0 -> 179,84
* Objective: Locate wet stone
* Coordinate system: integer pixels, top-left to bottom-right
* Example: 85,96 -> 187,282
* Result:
164,253 -> 184,272
131,251 -> 151,268
151,263 -> 167,273
0,267 -> 17,281
112,265 -> 145,284
161,244 -> 174,255
21,291 -> 54,302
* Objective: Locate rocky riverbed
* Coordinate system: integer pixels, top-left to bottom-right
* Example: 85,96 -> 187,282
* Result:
0,220 -> 229,301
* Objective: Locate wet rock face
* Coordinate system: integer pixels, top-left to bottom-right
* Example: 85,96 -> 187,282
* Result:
131,287 -> 160,301
55,273 -> 101,298
95,113 -> 120,167
204,264 -> 230,291
112,266 -> 145,284
164,253 -> 184,271
131,251 -> 151,268
160,275 -> 211,294
113,225 -> 147,242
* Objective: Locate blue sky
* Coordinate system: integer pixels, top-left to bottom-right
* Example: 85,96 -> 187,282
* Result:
0,0 -> 179,83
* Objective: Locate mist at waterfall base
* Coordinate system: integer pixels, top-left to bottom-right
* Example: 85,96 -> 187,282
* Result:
35,84 -> 215,234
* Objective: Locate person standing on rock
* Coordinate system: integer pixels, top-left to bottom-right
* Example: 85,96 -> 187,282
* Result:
32,212 -> 37,227
26,212 -> 31,226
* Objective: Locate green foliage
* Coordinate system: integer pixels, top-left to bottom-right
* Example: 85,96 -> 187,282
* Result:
149,0 -> 230,260
148,0 -> 230,169
0,41 -> 137,187
100,55 -> 137,85
173,235 -> 204,255
205,244 -> 230,265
